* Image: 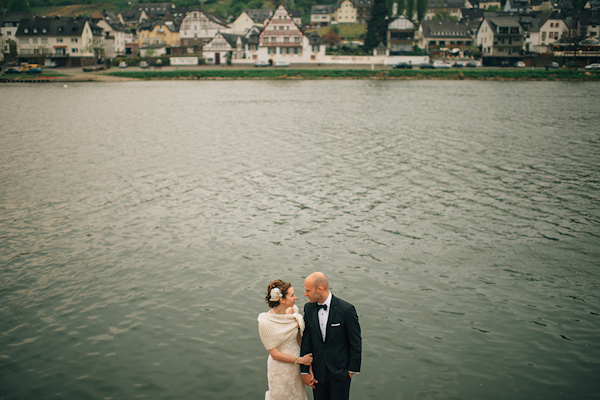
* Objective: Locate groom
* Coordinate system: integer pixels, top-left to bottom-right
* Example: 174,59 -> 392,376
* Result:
300,272 -> 362,400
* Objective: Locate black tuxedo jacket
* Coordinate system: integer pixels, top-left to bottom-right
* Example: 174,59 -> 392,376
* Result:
300,295 -> 362,382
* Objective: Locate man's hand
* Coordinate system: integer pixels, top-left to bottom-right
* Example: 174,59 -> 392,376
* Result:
301,373 -> 317,389
349,372 -> 354,379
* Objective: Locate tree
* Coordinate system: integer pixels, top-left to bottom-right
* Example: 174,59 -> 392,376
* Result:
416,0 -> 428,21
7,0 -> 29,12
396,0 -> 405,16
323,29 -> 341,47
405,0 -> 414,20
364,0 -> 389,51
432,9 -> 457,21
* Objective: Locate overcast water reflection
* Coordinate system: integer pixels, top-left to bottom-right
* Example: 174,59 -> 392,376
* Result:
0,80 -> 599,400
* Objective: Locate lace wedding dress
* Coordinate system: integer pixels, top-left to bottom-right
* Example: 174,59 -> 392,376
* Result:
258,306 -> 307,400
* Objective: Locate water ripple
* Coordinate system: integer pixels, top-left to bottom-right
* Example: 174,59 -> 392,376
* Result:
0,81 -> 599,399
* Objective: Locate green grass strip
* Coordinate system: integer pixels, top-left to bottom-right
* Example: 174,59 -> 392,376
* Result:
105,68 -> 600,81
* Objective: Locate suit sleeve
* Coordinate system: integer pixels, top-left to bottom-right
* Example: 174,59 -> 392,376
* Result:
346,304 -> 362,373
300,303 -> 312,374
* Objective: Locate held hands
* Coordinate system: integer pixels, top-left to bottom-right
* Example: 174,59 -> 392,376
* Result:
301,372 -> 317,389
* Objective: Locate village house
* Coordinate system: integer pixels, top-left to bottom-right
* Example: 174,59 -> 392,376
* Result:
424,0 -> 467,20
91,11 -> 130,58
388,15 -> 418,55
138,19 -> 180,48
525,11 -> 570,53
118,10 -> 148,27
503,0 -> 531,12
94,19 -> 128,58
337,0 -> 358,23
472,0 -> 503,9
0,11 -> 34,41
1,12 -> 30,60
355,0 -> 374,24
179,7 -> 230,53
202,32 -> 245,64
311,5 -> 335,27
230,9 -> 272,34
133,3 -> 176,20
477,14 -> 526,65
15,16 -> 105,66
255,4 -> 325,63
418,19 -> 475,57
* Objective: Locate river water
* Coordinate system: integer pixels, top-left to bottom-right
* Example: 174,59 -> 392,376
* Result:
1,80 -> 599,400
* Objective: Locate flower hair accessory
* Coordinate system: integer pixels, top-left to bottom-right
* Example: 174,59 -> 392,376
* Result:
269,287 -> 283,302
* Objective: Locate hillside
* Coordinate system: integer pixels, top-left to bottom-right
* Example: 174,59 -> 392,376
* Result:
20,0 -> 341,22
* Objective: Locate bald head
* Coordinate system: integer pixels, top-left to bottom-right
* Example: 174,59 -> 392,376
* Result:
304,272 -> 330,303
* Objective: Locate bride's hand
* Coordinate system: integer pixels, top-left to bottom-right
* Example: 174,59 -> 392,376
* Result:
298,353 -> 313,366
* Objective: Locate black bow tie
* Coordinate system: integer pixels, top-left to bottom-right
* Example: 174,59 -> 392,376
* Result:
317,304 -> 328,311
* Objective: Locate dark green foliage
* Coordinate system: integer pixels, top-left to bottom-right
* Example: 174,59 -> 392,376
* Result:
364,0 -> 388,51
100,68 -> 600,81
405,0 -> 414,19
7,0 -> 30,11
396,0 -> 404,16
415,0 -> 427,21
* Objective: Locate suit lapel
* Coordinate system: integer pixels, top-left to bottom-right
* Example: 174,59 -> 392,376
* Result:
311,302 -> 321,340
325,295 -> 338,343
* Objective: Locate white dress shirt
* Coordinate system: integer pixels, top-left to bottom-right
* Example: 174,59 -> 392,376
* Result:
318,292 -> 332,341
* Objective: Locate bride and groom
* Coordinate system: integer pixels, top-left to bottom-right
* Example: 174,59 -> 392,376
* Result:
257,272 -> 362,400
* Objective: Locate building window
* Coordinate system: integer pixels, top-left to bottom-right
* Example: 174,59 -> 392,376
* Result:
57,38 -> 63,43
72,48 -> 78,53
71,38 -> 78,43
41,38 -> 48,44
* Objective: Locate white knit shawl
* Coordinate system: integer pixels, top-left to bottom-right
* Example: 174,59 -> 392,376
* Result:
257,305 -> 305,350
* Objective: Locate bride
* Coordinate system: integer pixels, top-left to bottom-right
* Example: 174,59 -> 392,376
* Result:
258,280 -> 313,400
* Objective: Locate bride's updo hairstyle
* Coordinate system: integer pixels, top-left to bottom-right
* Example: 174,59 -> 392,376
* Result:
265,279 -> 292,308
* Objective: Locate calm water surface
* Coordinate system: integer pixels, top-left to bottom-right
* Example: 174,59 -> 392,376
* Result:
1,80 -> 599,399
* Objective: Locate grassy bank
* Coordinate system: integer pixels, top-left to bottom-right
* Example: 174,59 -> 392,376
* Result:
104,68 -> 600,81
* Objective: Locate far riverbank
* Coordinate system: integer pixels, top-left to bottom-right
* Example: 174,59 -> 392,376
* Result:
1,66 -> 599,82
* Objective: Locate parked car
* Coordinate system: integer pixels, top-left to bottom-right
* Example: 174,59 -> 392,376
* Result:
274,61 -> 290,67
547,61 -> 560,68
584,63 -> 600,70
46,61 -> 59,68
452,62 -> 464,68
465,61 -> 478,68
254,60 -> 269,67
432,61 -> 452,68
25,67 -> 42,74
140,61 -> 150,69
5,67 -> 22,74
392,62 -> 413,69
21,63 -> 40,72
515,61 -> 526,68
119,61 -> 128,68
419,63 -> 435,69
